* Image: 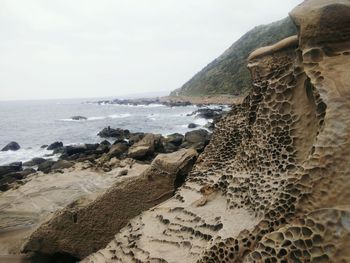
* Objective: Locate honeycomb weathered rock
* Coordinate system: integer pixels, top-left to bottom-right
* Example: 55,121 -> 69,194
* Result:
83,0 -> 350,262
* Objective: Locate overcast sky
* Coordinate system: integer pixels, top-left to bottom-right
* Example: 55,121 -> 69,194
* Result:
0,0 -> 302,101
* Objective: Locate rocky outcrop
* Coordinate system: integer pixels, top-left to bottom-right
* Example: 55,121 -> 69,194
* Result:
0,165 -> 146,257
23,149 -> 198,259
1,141 -> 20,151
82,1 -> 350,262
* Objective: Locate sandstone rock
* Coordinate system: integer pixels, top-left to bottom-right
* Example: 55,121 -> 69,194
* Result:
47,141 -> 63,150
118,169 -> 128,176
128,133 -> 161,160
82,1 -> 350,262
1,141 -> 20,151
23,149 -> 198,259
107,157 -> 120,168
128,132 -> 145,145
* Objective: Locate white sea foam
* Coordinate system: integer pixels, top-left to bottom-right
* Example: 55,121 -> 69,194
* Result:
108,113 -> 131,119
0,148 -> 55,166
194,118 -> 211,126
59,113 -> 131,122
88,116 -> 106,121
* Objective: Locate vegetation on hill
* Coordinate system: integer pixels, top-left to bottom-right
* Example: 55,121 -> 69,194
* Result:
170,17 -> 297,97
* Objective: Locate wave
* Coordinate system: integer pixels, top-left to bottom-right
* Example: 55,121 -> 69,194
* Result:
147,113 -> 160,121
113,103 -> 166,108
59,113 -> 131,122
108,113 -> 131,119
194,118 -> 211,126
0,148 -> 57,166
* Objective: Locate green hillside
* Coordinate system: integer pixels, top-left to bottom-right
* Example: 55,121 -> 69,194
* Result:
171,17 -> 297,96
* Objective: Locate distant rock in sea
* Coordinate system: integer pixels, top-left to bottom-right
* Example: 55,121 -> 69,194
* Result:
1,141 -> 20,151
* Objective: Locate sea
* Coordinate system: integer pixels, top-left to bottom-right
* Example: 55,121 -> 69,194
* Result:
0,98 -> 227,166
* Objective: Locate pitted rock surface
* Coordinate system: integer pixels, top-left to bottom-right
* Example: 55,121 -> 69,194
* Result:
83,1 -> 350,262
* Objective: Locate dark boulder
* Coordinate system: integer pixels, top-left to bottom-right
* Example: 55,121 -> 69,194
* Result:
0,162 -> 22,177
161,141 -> 179,153
23,157 -> 46,167
190,108 -> 223,119
37,160 -> 56,174
166,133 -> 184,147
40,145 -> 48,149
21,168 -> 36,177
51,160 -> 75,171
183,129 -> 211,152
108,143 -> 129,159
47,142 -> 63,150
98,127 -> 130,139
63,144 -> 99,156
184,129 -> 210,144
1,141 -> 20,151
100,140 -> 111,146
71,116 -> 87,120
188,123 -> 198,129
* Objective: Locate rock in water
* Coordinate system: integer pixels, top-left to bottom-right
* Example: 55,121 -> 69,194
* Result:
23,149 -> 198,259
71,116 -> 87,120
187,123 -> 198,129
97,127 -> 130,139
80,1 -> 350,262
47,141 -> 63,150
1,141 -> 20,151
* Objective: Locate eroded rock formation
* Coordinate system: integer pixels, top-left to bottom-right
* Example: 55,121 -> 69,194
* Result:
82,0 -> 350,262
23,148 -> 198,259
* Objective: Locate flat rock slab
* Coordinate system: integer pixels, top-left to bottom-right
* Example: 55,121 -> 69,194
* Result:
0,163 -> 148,256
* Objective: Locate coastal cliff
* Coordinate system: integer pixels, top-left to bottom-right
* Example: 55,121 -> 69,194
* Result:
170,17 -> 297,97
82,0 -> 350,262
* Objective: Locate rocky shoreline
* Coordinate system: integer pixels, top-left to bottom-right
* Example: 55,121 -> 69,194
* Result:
88,95 -> 242,107
0,106 -> 229,262
0,106 -> 228,193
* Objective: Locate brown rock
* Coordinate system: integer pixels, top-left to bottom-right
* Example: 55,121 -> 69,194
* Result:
128,133 -> 161,159
23,149 -> 198,259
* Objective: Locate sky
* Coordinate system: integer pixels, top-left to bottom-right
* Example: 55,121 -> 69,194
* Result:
0,0 -> 302,101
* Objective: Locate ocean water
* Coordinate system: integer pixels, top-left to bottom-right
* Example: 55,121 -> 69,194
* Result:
0,98 -> 222,165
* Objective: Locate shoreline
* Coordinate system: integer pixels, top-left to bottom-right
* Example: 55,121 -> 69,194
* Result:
88,95 -> 243,107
